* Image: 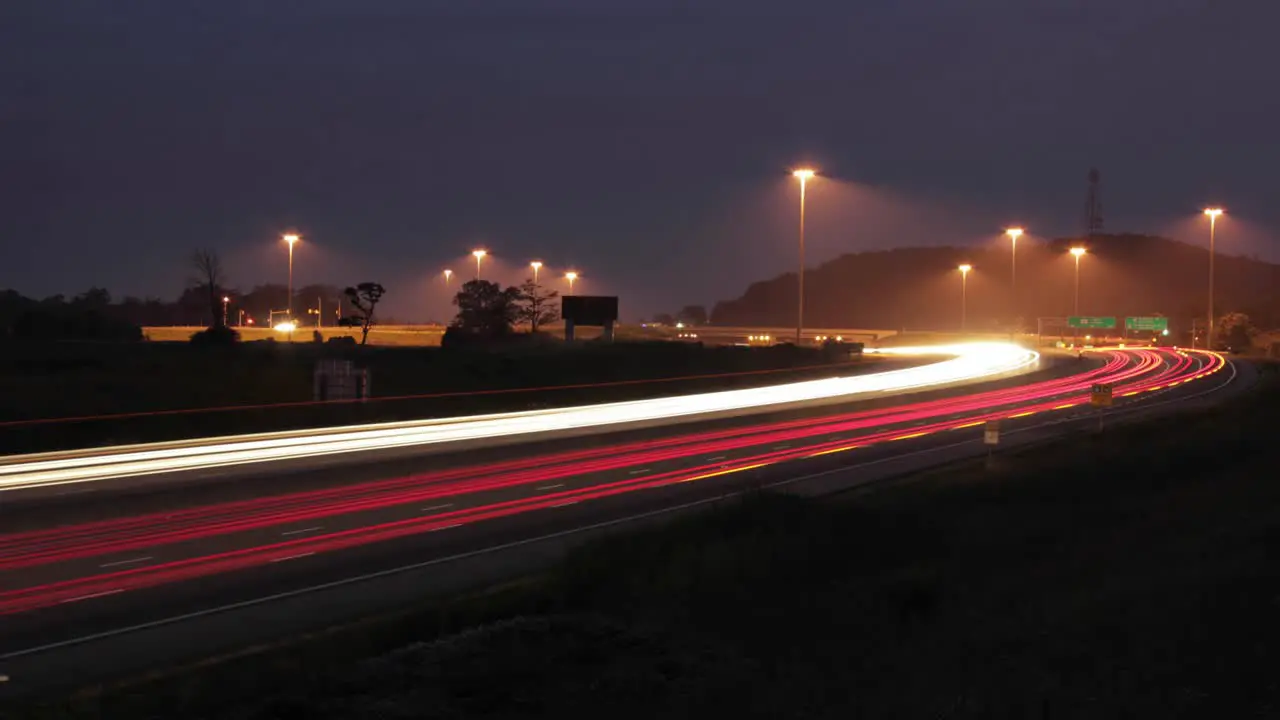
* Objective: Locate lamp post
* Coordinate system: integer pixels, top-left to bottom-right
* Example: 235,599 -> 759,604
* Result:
443,268 -> 453,287
222,296 -> 230,327
1069,247 -> 1087,316
958,264 -> 972,331
791,168 -> 816,345
282,233 -> 300,321
472,249 -> 487,280
1005,227 -> 1023,318
565,271 -> 578,294
530,261 -> 542,285
1203,208 -> 1223,349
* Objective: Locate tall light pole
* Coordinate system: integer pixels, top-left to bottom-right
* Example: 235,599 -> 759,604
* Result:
1069,247 -> 1087,316
222,295 -> 230,327
1203,207 -> 1224,349
792,168 -> 816,345
472,249 -> 487,280
958,264 -> 972,331
282,233 -> 300,320
1005,227 -> 1023,318
530,261 -> 542,285
565,271 -> 578,294
443,268 -> 453,287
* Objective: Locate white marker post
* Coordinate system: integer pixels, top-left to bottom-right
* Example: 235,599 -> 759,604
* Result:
984,419 -> 1000,470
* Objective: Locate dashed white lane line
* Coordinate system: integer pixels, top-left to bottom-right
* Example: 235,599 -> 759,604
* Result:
98,556 -> 152,569
551,501 -> 579,508
429,524 -> 462,533
421,503 -> 454,512
628,469 -> 651,475
60,589 -> 123,604
706,456 -> 727,462
536,483 -> 565,491
270,552 -> 315,563
280,526 -> 323,537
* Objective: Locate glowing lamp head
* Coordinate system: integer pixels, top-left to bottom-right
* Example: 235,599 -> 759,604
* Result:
1203,207 -> 1224,218
1005,227 -> 1023,240
1070,247 -> 1087,258
443,269 -> 452,278
565,271 -> 579,281
472,249 -> 487,259
958,264 -> 972,273
282,233 -> 299,246
530,261 -> 542,270
791,168 -> 816,181
222,296 -> 230,303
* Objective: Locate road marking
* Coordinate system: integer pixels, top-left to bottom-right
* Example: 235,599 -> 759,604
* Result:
536,484 -> 565,490
680,463 -> 769,484
99,556 -> 153,569
280,526 -> 323,537
269,552 -> 315,563
1,359 -> 1237,666
951,421 -> 983,430
1052,403 -> 1077,410
59,589 -> 122,605
429,524 -> 462,532
421,503 -> 454,512
889,432 -> 928,441
1008,411 -> 1036,418
809,445 -> 858,457
773,444 -> 792,450
705,456 -> 727,462
551,501 -> 579,508
627,469 -> 650,475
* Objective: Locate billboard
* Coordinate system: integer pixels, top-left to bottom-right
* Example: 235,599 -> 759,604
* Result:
561,296 -> 618,326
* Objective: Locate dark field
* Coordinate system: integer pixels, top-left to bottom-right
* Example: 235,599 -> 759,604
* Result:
11,364 -> 1277,719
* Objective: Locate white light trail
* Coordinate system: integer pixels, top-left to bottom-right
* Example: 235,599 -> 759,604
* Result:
0,342 -> 1037,491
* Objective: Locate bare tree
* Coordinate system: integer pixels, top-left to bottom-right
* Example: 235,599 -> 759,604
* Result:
191,249 -> 227,327
515,279 -> 559,333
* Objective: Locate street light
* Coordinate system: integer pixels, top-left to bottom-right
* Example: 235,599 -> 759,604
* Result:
1005,227 -> 1023,315
282,233 -> 300,321
565,271 -> 579,294
958,264 -> 972,331
530,261 -> 542,285
222,295 -> 230,327
443,268 -> 453,286
791,168 -> 816,345
1069,246 -> 1087,316
1203,207 -> 1224,349
472,249 -> 487,280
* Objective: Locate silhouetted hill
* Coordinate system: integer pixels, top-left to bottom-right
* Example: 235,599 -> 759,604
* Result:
710,234 -> 1280,333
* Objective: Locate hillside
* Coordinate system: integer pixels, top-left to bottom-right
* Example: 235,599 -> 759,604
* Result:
710,234 -> 1280,334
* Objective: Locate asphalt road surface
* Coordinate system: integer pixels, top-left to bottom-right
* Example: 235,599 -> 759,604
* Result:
0,348 -> 1244,700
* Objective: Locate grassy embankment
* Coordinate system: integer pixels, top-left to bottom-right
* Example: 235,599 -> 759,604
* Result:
0,340 -> 872,453
12,365 -> 1276,719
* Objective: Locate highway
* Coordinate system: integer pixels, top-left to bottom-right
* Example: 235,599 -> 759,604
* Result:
0,346 -> 1239,699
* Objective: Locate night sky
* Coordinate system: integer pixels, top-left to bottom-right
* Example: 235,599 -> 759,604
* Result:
4,1 -> 1278,320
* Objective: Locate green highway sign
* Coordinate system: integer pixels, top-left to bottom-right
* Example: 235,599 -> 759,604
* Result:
1125,316 -> 1169,332
1068,316 -> 1117,329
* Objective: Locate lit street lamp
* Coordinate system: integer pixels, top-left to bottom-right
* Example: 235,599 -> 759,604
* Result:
958,264 -> 972,330
530,261 -> 542,285
282,233 -> 300,321
565,271 -> 579,294
1203,207 -> 1224,349
443,268 -> 453,287
1069,246 -> 1087,316
222,295 -> 230,327
792,168 -> 816,344
472,249 -> 487,280
1005,227 -> 1023,316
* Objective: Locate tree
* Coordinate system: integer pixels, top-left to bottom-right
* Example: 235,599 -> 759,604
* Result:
1217,312 -> 1255,351
451,280 -> 520,337
515,279 -> 559,333
343,282 -> 386,345
190,249 -> 228,328
676,305 -> 708,326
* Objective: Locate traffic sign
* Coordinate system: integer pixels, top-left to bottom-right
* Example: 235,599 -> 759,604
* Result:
1068,316 -> 1117,329
1090,383 -> 1114,408
983,420 -> 1000,445
1125,316 -> 1168,332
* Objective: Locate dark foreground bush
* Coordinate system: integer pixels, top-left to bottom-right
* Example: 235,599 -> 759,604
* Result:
189,325 -> 240,346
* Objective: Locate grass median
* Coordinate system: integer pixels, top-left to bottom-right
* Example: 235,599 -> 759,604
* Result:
11,363 -> 1275,718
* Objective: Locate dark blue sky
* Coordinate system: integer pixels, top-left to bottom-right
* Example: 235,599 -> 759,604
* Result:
3,1 -> 1277,320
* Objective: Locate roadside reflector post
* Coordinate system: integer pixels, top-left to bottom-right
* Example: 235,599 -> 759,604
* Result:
1091,382 -> 1113,432
983,419 -> 1000,470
